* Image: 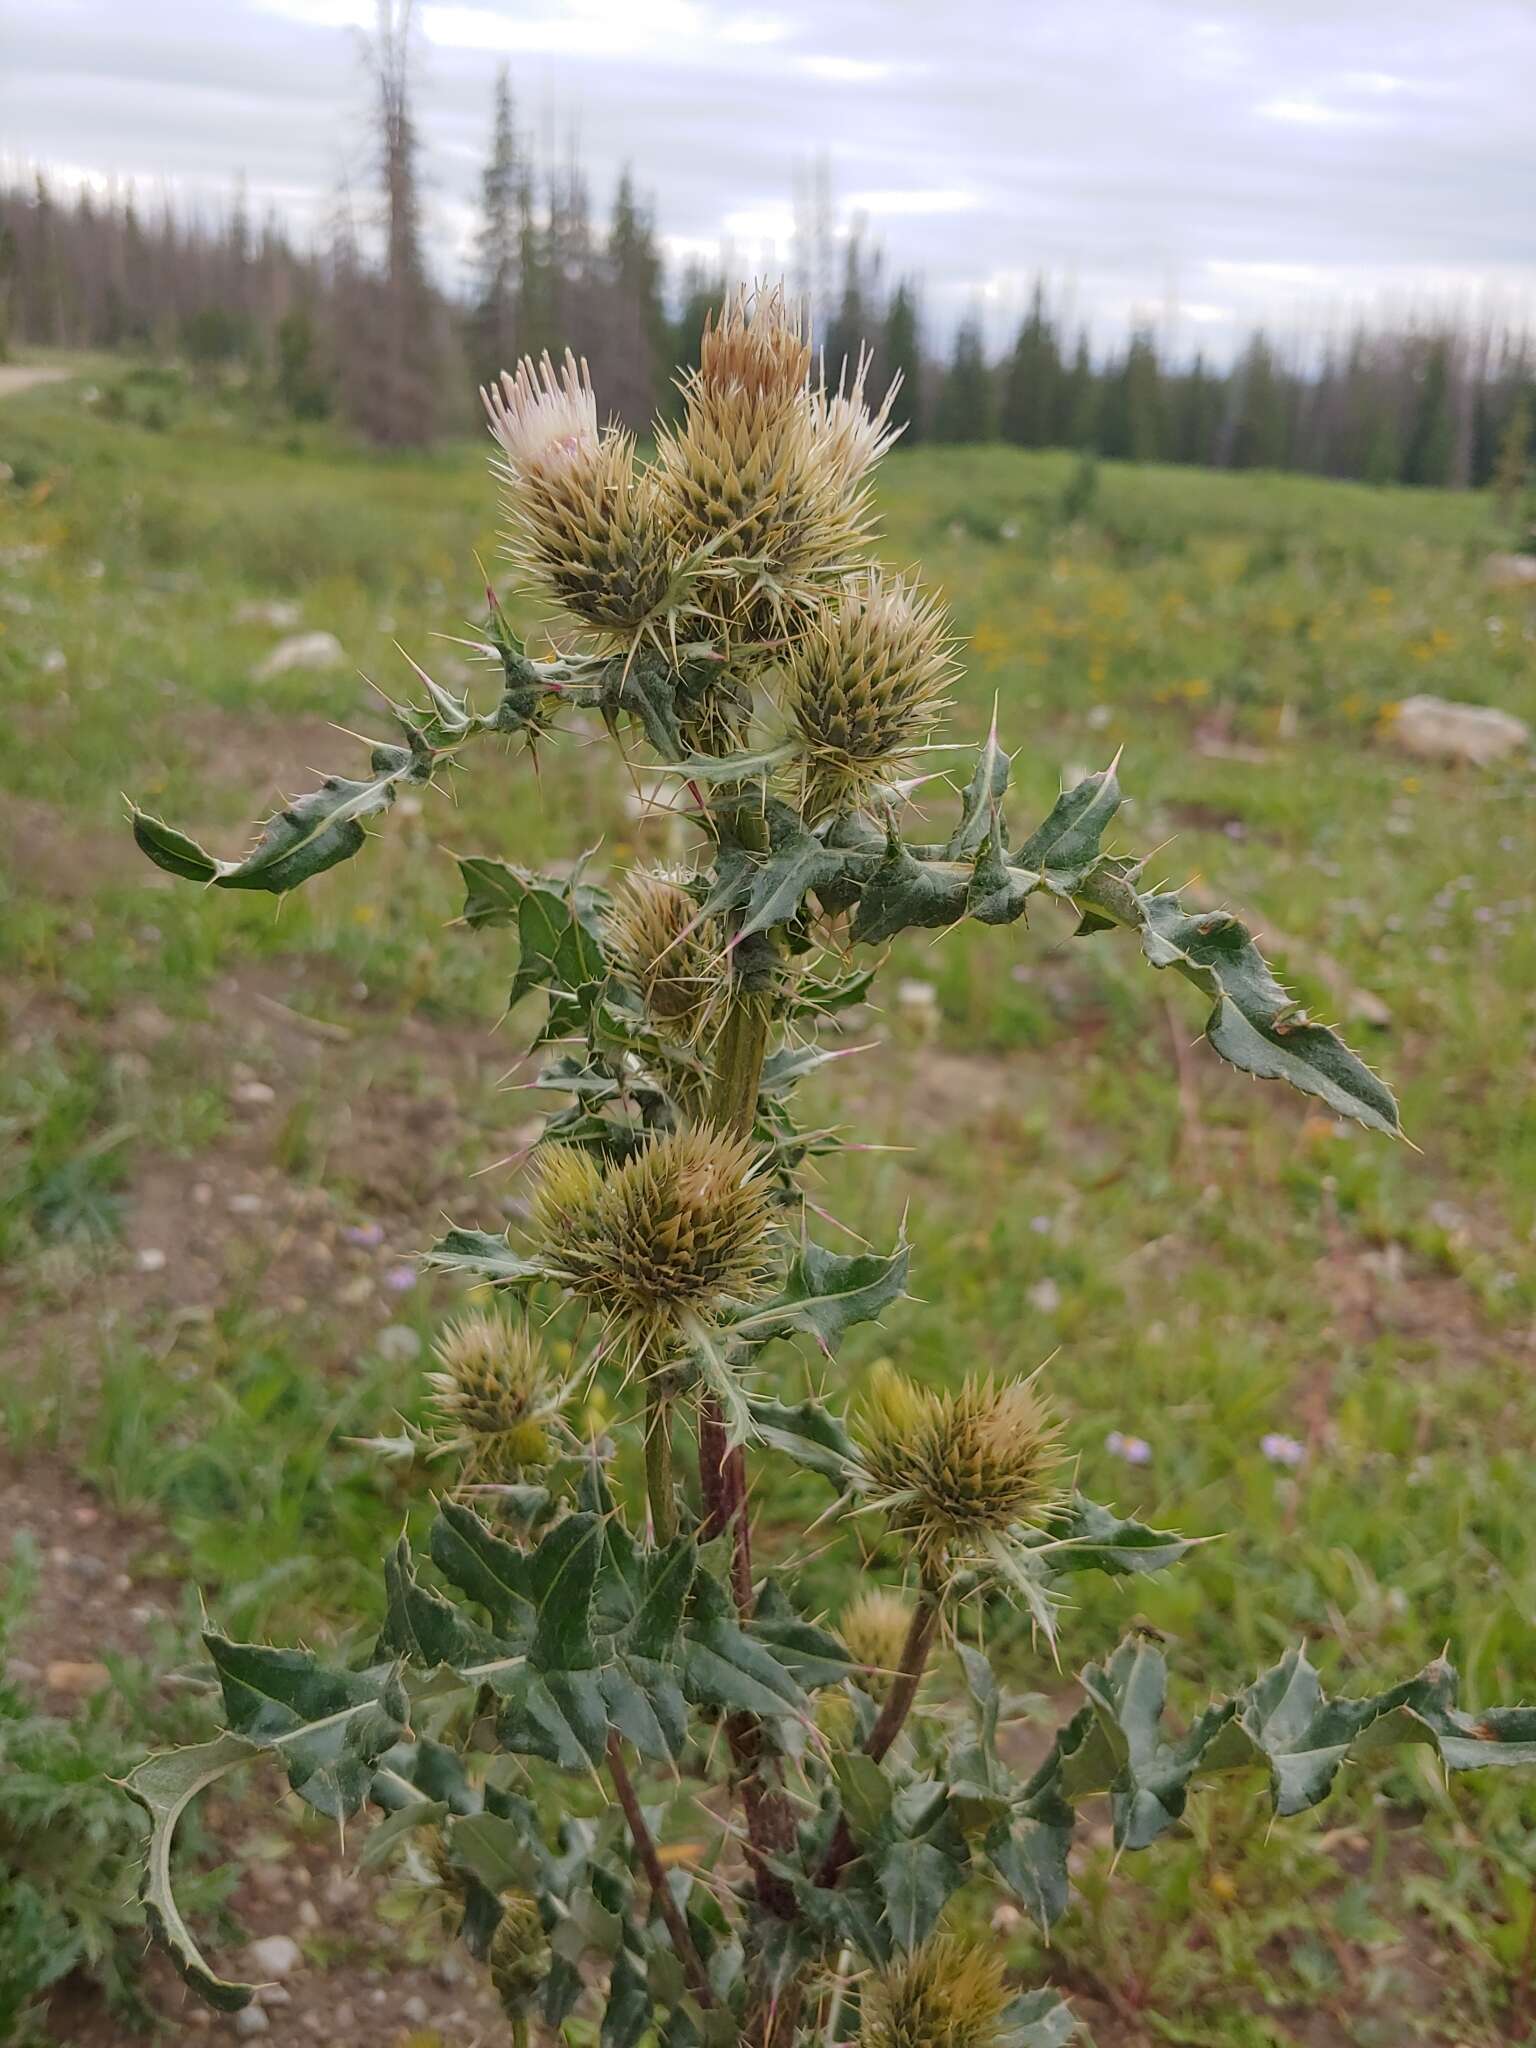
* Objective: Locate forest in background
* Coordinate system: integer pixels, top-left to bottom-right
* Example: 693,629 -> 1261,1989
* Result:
2,4 -> 1533,499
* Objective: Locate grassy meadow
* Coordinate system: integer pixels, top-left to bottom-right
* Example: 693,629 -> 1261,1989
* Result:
2,362 -> 1534,2046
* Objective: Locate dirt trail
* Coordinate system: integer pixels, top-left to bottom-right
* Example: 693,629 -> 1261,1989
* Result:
0,364 -> 72,399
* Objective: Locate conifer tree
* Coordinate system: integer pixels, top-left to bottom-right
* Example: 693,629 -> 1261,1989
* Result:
999,280 -> 1061,447
469,65 -> 522,390
881,278 -> 923,444
933,314 -> 993,442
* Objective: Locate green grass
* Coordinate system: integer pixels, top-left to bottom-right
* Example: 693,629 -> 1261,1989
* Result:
2,364 -> 1534,2043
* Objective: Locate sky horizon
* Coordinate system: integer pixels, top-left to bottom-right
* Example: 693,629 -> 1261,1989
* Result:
3,0 -> 1535,364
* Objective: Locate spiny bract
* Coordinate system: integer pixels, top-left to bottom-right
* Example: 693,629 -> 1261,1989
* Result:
857,1933 -> 1012,2048
784,568 -> 955,819
854,1362 -> 1063,1570
653,285 -> 866,667
529,1126 -> 775,1361
488,1887 -> 550,2017
484,354 -> 677,635
602,867 -> 719,1044
426,1309 -> 563,1482
839,1588 -> 914,1696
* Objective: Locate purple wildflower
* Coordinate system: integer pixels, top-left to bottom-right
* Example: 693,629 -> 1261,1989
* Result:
383,1262 -> 418,1293
1106,1430 -> 1153,1467
344,1221 -> 385,1248
1260,1432 -> 1305,1468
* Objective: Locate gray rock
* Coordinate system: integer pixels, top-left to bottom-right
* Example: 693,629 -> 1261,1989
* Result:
402,1996 -> 430,2023
1389,694 -> 1530,767
235,598 -> 303,629
233,2007 -> 269,2037
245,1933 -> 302,1981
251,631 -> 346,683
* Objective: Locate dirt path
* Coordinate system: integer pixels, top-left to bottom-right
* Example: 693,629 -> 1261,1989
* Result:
0,364 -> 72,399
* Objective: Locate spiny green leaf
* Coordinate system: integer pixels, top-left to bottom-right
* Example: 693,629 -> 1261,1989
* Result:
731,1237 -> 910,1354
422,1227 -> 545,1285
1032,1494 -> 1201,1578
742,1395 -> 858,1484
125,1734 -> 259,2012
850,835 -> 970,946
1137,892 -> 1401,1135
943,718 -> 1012,860
682,1570 -> 810,1725
1013,759 -> 1122,882
130,738 -> 433,896
204,1635 -> 409,1820
1006,1988 -> 1084,2047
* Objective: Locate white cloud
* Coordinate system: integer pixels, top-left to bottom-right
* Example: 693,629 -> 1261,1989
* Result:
798,55 -> 893,83
844,187 -> 978,218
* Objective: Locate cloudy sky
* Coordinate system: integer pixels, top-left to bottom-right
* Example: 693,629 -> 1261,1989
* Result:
4,0 -> 1534,358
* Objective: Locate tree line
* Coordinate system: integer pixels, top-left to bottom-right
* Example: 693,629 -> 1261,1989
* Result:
1,0 -> 1531,494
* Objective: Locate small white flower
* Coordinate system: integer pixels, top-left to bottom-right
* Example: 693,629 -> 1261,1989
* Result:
482,351 -> 598,477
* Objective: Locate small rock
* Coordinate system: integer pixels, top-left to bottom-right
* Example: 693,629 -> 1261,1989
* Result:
1387,694 -> 1529,767
376,1323 -> 422,1364
297,1900 -> 320,1929
6,1657 -> 40,1685
402,1995 -> 430,2023
251,631 -> 347,683
136,1246 -> 167,1273
233,2008 -> 269,2038
235,598 -> 303,629
70,1505 -> 100,1529
894,978 -> 941,1040
246,1933 -> 303,1981
45,1660 -> 111,1695
434,1954 -> 467,1986
233,1080 -> 277,1107
254,1985 -> 291,2007
1027,1277 -> 1061,1315
1485,551 -> 1536,588
333,2005 -> 355,2030
228,1192 -> 265,1215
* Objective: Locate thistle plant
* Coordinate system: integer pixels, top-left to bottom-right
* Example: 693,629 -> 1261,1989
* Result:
125,288 -> 1536,2048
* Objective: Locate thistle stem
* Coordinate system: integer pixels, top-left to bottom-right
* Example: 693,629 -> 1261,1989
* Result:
644,1390 -> 677,1545
864,1585 -> 942,1763
606,1733 -> 714,2009
511,2017 -> 529,2048
816,1584 -> 942,1889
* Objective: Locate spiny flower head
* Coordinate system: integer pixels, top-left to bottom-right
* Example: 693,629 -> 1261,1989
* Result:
489,1887 -> 550,2016
784,569 -> 955,819
483,350 -> 598,476
426,1310 -> 564,1482
854,1362 -> 1063,1572
696,282 -> 812,409
839,1588 -> 914,1696
811,345 -> 903,499
484,354 -> 676,636
528,1127 -> 775,1362
858,1934 -> 1012,2048
655,286 -> 852,661
602,868 -> 719,1044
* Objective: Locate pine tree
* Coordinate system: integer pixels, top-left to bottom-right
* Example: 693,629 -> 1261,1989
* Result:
824,233 -> 871,389
348,0 -> 443,447
1100,329 -> 1163,462
1057,331 -> 1097,448
1402,337 -> 1455,487
1228,333 -> 1287,469
933,315 -> 993,442
604,168 -> 668,428
881,279 -> 922,444
999,280 -> 1060,447
469,65 -> 521,388
1492,392 -> 1532,527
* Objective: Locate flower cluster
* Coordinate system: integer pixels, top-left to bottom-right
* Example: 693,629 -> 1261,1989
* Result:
853,1362 -> 1064,1581
528,1125 -> 775,1369
484,287 -> 952,795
